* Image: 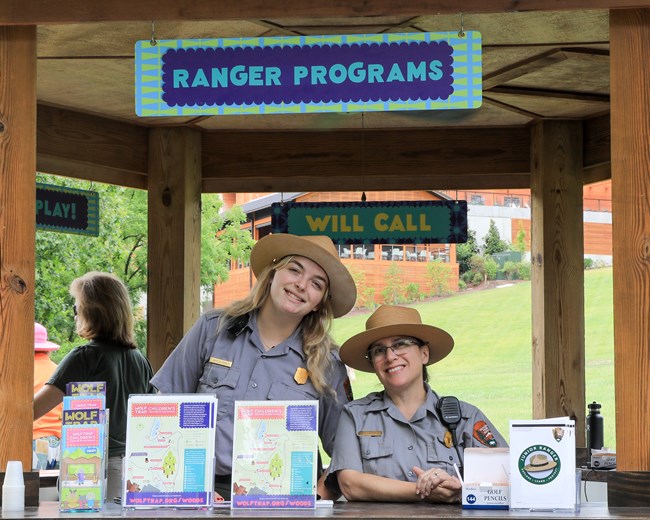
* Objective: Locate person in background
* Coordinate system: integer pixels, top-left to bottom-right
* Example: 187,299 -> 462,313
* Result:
33,322 -> 63,470
327,305 -> 507,503
33,271 -> 154,500
151,234 -> 357,500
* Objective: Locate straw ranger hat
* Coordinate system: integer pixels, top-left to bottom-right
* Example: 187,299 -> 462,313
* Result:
250,233 -> 356,318
340,305 -> 454,372
34,322 -> 61,352
523,453 -> 557,472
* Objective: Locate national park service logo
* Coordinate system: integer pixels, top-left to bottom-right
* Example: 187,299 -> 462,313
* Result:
518,445 -> 561,485
552,427 -> 565,442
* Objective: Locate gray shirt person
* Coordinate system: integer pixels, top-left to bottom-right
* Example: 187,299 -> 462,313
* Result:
327,383 -> 506,485
150,309 -> 351,477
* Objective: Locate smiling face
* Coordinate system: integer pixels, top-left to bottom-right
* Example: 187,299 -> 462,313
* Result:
368,335 -> 429,391
267,255 -> 329,318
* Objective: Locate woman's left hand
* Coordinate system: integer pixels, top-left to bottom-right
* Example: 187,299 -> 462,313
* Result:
412,466 -> 462,502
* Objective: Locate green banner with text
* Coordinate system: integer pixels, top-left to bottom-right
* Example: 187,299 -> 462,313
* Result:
36,183 -> 99,236
271,201 -> 467,244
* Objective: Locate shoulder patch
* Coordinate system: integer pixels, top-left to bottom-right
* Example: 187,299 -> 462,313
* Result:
473,420 -> 498,447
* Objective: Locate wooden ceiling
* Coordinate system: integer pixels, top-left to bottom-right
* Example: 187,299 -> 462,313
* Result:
2,1 -> 640,192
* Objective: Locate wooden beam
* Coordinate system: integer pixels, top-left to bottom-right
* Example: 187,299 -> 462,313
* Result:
487,86 -> 610,104
583,113 -> 611,169
610,8 -> 650,472
147,127 -> 202,372
202,127 -> 531,192
3,0 -> 650,24
37,105 -> 149,189
0,25 -> 36,471
530,120 -> 586,441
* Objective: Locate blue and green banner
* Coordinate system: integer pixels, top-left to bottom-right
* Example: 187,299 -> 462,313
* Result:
36,183 -> 99,236
271,201 -> 467,244
135,31 -> 482,117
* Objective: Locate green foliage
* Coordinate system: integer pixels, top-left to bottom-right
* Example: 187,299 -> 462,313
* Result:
381,262 -> 405,304
426,260 -> 453,296
348,267 -> 375,310
513,225 -> 528,253
517,261 -> 531,280
502,261 -> 519,280
483,219 -> 509,255
456,229 -> 479,276
36,173 -> 253,358
404,283 -> 422,303
584,258 -> 595,270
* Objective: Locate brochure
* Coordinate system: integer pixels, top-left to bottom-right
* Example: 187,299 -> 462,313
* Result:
59,388 -> 108,512
231,400 -> 319,509
509,417 -> 577,510
123,394 -> 217,508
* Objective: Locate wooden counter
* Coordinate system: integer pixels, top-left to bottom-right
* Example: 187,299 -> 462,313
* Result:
3,501 -> 650,520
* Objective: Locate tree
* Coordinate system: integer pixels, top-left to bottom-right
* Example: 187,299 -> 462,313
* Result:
483,219 -> 509,255
35,173 -> 253,359
456,229 -> 479,276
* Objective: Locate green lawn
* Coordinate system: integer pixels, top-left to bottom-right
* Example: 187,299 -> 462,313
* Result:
330,267 -> 615,449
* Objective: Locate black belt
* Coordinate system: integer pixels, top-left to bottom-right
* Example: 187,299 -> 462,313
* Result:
214,475 -> 231,484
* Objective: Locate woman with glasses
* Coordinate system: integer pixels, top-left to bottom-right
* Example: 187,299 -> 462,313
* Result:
326,305 -> 506,503
33,271 -> 154,501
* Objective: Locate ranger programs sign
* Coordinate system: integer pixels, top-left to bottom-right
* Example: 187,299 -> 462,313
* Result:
135,31 -> 482,117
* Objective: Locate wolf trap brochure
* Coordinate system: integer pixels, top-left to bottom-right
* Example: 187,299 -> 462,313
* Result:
231,400 -> 319,509
123,394 -> 217,508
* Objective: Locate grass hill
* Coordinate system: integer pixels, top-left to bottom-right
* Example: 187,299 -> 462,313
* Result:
331,267 -> 615,448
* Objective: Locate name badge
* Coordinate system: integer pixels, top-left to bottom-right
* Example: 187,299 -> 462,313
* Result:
209,357 -> 232,368
358,430 -> 383,437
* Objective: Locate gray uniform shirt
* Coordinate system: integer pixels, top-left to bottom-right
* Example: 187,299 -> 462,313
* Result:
150,309 -> 351,476
327,383 -> 506,486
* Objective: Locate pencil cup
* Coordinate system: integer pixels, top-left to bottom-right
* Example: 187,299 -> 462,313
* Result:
2,460 -> 25,512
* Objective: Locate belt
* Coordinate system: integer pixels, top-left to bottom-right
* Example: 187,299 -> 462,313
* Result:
214,475 -> 231,484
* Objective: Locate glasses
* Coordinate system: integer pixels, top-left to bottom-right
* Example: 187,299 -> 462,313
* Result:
365,338 -> 424,362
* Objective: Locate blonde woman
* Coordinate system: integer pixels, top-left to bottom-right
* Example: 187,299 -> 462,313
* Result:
151,234 -> 357,500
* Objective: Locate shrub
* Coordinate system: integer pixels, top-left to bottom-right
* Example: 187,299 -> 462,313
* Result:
405,283 -> 422,303
427,260 -> 453,297
381,262 -> 405,304
584,258 -> 595,270
503,260 -> 519,280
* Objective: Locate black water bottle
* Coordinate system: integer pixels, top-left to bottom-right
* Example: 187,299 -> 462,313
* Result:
586,401 -> 604,450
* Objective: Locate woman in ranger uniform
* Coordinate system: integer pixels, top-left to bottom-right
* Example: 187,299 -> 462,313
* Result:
151,234 -> 357,500
327,305 -> 506,503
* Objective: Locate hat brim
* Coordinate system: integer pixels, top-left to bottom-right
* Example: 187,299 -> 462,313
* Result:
340,322 -> 454,372
524,461 -> 557,472
250,234 -> 356,318
34,341 -> 60,352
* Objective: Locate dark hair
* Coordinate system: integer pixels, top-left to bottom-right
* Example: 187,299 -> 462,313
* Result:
70,271 -> 136,348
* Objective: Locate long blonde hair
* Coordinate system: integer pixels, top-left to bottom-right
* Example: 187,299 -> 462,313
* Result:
70,271 -> 136,348
219,256 -> 338,396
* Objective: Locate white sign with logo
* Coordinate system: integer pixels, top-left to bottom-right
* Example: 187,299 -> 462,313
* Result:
509,417 -> 577,510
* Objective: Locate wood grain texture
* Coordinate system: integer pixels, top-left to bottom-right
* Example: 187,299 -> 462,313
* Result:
147,128 -> 202,371
610,8 -> 650,472
2,0 -> 650,24
0,26 -> 37,470
530,120 -> 586,442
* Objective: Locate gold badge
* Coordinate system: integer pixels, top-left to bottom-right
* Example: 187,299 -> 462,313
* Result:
444,430 -> 454,448
358,431 -> 383,437
209,357 -> 232,368
294,367 -> 309,385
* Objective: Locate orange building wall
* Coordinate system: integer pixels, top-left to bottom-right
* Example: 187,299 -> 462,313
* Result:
510,218 -> 611,256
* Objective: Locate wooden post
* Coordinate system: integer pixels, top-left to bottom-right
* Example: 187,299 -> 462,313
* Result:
530,120 -> 586,441
0,26 -> 36,471
610,8 -> 650,473
147,127 -> 202,371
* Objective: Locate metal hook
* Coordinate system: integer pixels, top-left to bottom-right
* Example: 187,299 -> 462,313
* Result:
458,13 -> 465,38
150,21 -> 158,46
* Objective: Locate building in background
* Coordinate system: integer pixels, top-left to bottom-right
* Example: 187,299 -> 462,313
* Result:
215,181 -> 612,310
